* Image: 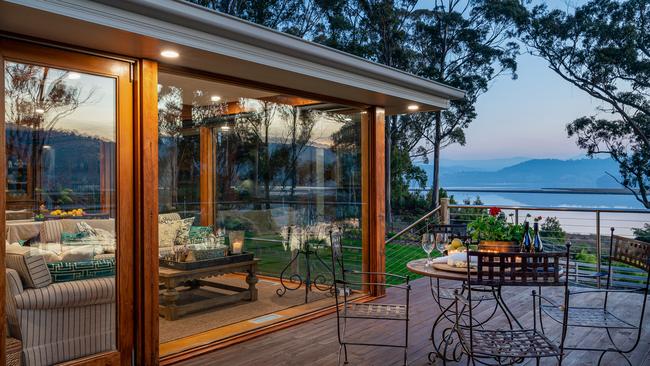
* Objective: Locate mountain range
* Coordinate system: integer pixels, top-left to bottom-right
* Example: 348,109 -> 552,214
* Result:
415,157 -> 622,189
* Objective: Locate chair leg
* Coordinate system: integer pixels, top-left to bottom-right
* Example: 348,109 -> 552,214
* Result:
403,347 -> 408,365
343,344 -> 349,365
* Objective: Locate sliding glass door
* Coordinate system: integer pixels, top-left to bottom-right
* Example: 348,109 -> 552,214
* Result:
1,39 -> 134,365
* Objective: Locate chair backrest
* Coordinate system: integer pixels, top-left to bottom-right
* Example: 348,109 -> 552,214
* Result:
330,227 -> 345,285
466,246 -> 571,287
610,234 -> 650,272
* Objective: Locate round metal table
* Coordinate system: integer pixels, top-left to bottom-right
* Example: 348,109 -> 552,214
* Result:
407,258 -> 516,364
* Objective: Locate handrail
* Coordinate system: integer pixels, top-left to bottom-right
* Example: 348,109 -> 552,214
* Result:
385,205 -> 441,245
448,204 -> 650,214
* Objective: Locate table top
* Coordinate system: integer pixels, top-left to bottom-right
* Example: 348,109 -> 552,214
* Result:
159,259 -> 259,277
406,258 -> 471,281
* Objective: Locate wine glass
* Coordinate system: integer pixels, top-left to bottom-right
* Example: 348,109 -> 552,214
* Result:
421,234 -> 434,266
435,232 -> 449,257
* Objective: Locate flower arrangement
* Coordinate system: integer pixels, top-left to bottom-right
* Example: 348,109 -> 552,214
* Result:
467,207 -> 525,242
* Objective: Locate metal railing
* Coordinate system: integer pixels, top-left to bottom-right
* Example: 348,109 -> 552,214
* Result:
448,204 -> 650,288
385,205 -> 441,245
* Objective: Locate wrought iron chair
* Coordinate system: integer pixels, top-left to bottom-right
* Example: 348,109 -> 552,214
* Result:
330,228 -> 411,365
538,229 -> 650,365
455,245 -> 572,365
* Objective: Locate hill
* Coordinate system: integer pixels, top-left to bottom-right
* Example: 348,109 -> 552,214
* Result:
415,158 -> 622,189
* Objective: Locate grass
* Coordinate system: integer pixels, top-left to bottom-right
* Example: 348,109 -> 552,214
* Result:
242,233 -> 441,286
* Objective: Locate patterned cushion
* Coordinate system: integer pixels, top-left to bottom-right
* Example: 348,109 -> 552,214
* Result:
174,217 -> 195,246
189,226 -> 213,240
61,231 -> 90,242
5,244 -> 52,288
76,221 -> 98,237
158,220 -> 181,249
159,212 -> 182,222
47,258 -> 116,283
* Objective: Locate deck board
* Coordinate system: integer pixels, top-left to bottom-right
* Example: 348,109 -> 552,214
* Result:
175,277 -> 650,365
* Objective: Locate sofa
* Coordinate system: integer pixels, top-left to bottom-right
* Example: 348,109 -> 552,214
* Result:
5,268 -> 116,366
4,218 -> 117,366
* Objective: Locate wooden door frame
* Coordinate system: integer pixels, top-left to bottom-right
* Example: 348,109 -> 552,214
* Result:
0,38 -> 135,366
361,107 -> 387,297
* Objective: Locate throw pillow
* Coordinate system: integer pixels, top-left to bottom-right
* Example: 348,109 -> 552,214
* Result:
159,220 -> 181,249
76,221 -> 98,237
40,220 -> 64,243
61,231 -> 90,242
5,244 -> 52,288
174,217 -> 195,246
47,258 -> 116,283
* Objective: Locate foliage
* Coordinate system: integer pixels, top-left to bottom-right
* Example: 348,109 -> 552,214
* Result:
633,223 -> 650,243
467,208 -> 524,242
409,0 -> 526,207
450,196 -> 486,225
540,216 -> 566,244
575,248 -> 597,264
523,0 -> 650,208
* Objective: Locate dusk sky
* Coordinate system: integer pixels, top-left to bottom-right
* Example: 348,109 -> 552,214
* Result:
425,0 -> 602,161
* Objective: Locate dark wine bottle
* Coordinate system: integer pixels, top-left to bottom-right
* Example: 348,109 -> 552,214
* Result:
533,222 -> 543,252
521,221 -> 532,252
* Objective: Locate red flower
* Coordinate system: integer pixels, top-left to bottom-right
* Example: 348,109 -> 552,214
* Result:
489,207 -> 502,217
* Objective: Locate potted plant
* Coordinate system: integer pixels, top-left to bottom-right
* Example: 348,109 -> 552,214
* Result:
467,207 -> 524,250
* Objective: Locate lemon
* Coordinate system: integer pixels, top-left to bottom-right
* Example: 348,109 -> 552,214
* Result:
450,238 -> 463,249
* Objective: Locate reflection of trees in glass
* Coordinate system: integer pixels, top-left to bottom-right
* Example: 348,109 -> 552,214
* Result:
4,62 -> 97,208
331,118 -> 362,218
234,100 -> 324,208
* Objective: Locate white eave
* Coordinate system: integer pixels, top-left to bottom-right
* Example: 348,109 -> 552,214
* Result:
0,0 -> 465,114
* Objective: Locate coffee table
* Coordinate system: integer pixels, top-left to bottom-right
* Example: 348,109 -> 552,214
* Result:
159,259 -> 259,320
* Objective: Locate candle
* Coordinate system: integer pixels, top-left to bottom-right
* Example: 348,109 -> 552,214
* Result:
229,231 -> 245,254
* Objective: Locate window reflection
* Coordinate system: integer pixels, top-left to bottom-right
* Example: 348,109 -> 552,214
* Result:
157,72 -> 363,349
4,61 -> 117,365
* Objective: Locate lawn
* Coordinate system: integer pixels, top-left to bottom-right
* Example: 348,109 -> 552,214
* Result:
245,234 -> 436,285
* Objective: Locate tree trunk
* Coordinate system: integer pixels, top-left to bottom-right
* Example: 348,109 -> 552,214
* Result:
431,111 -> 442,209
385,116 -> 392,231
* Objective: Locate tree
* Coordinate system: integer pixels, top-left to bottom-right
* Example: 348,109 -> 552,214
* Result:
524,0 -> 650,208
410,0 -> 525,209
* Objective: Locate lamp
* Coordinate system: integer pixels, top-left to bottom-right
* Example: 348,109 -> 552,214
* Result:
229,231 -> 245,254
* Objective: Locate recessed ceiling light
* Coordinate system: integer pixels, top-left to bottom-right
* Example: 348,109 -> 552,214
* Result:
211,95 -> 222,102
161,50 -> 179,58
35,108 -> 45,114
407,104 -> 419,111
68,72 -> 81,80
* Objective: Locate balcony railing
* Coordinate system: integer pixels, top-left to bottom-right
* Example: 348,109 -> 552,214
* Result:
385,202 -> 650,288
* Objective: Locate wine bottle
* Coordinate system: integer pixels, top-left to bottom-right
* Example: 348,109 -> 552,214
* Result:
533,222 -> 543,252
521,221 -> 532,252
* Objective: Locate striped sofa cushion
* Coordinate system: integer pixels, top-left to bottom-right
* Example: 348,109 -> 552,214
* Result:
5,245 -> 52,288
13,276 -> 115,309
39,220 -> 64,243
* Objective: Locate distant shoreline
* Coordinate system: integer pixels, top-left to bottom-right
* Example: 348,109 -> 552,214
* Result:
409,187 -> 639,196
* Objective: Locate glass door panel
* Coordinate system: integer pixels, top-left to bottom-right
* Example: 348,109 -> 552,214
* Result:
2,42 -> 132,365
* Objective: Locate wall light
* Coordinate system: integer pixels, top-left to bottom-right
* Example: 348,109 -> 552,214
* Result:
67,72 -> 81,80
211,95 -> 222,102
35,108 -> 45,114
160,50 -> 179,58
407,104 -> 419,111
344,117 -> 352,122
221,125 -> 231,132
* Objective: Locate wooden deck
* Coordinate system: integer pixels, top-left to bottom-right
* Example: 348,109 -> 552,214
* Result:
176,277 -> 650,365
